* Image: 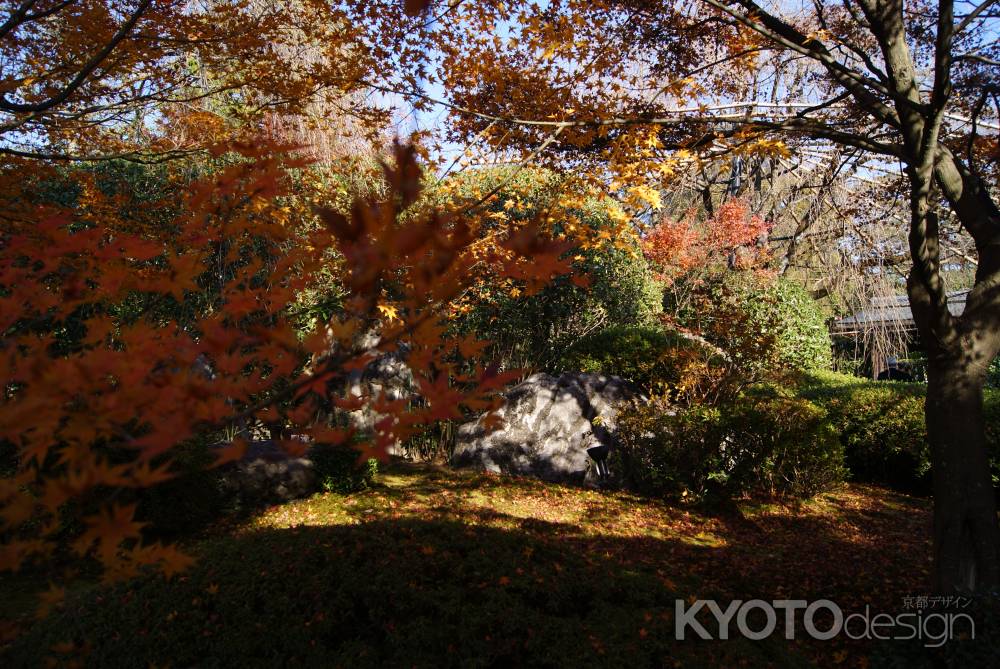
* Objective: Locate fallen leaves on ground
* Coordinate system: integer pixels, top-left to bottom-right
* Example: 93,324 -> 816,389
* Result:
3,463 -> 932,667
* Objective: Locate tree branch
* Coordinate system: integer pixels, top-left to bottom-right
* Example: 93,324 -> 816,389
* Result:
0,0 -> 152,114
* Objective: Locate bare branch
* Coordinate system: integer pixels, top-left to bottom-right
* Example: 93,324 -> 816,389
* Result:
956,0 -> 999,34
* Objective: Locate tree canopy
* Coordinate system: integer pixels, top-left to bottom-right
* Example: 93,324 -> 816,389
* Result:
2,0 -> 999,609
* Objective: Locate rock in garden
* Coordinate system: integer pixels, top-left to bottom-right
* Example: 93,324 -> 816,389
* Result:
344,349 -> 415,434
217,440 -> 317,505
452,372 -> 641,484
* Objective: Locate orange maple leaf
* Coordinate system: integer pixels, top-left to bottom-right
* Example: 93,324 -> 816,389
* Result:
73,503 -> 146,562
212,438 -> 248,468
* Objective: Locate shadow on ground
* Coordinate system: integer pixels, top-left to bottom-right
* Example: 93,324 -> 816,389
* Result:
2,464 -> 978,669
4,516 -> 797,669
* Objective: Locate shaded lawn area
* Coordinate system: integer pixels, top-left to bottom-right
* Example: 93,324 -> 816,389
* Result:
1,462 -> 933,668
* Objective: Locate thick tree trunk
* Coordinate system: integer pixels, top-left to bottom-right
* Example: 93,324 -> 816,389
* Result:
925,348 -> 1000,592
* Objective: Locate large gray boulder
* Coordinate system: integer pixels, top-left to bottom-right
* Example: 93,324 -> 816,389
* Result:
452,372 -> 641,484
342,347 -> 415,457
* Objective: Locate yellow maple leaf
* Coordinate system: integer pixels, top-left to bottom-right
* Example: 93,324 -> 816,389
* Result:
629,185 -> 662,210
155,545 -> 195,578
377,303 -> 399,321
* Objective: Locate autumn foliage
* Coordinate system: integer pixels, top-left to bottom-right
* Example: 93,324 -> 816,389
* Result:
0,0 -> 385,161
641,199 -> 771,283
2,0 -> 994,645
0,137 -> 577,589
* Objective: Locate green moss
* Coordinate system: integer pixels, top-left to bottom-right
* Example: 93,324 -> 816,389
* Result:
5,468 -> 796,669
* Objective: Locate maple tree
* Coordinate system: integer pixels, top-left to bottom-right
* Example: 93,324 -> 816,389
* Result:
642,197 -> 771,283
0,0 -> 586,602
1,136 -> 578,584
395,0 -> 1000,594
0,0 -> 391,161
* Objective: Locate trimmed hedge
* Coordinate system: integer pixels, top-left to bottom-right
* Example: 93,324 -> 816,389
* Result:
612,388 -> 845,502
613,370 -> 1000,501
797,371 -> 1000,495
677,272 -> 833,374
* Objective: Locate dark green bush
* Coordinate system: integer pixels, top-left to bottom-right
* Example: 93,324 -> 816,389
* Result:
136,438 -> 228,539
797,371 -> 1000,495
310,444 -> 378,494
723,386 -> 846,498
613,400 -> 725,499
613,389 -> 845,502
798,372 -> 930,494
799,372 -> 997,493
988,354 -> 1000,388
558,326 -> 718,394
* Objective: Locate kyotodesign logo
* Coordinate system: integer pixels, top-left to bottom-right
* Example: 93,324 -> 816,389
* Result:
675,598 -> 975,648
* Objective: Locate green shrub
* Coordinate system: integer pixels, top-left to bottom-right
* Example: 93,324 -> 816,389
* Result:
441,167 -> 663,370
613,400 -> 725,499
989,354 -> 1000,388
723,387 -> 846,498
310,444 -> 378,494
613,389 -> 845,502
678,272 -> 833,375
797,370 -> 1000,495
985,393 -> 1000,487
457,246 -> 663,370
797,371 -> 930,493
558,326 -> 718,394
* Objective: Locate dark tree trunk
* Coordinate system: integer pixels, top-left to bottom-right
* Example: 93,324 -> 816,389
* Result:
925,345 -> 1000,592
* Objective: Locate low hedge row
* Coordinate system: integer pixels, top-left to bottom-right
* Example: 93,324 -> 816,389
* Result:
612,386 -> 845,502
558,326 -> 716,394
797,371 -> 1000,496
612,369 -> 1000,502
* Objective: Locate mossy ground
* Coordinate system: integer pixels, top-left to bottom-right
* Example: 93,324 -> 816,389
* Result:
1,462 -> 933,667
